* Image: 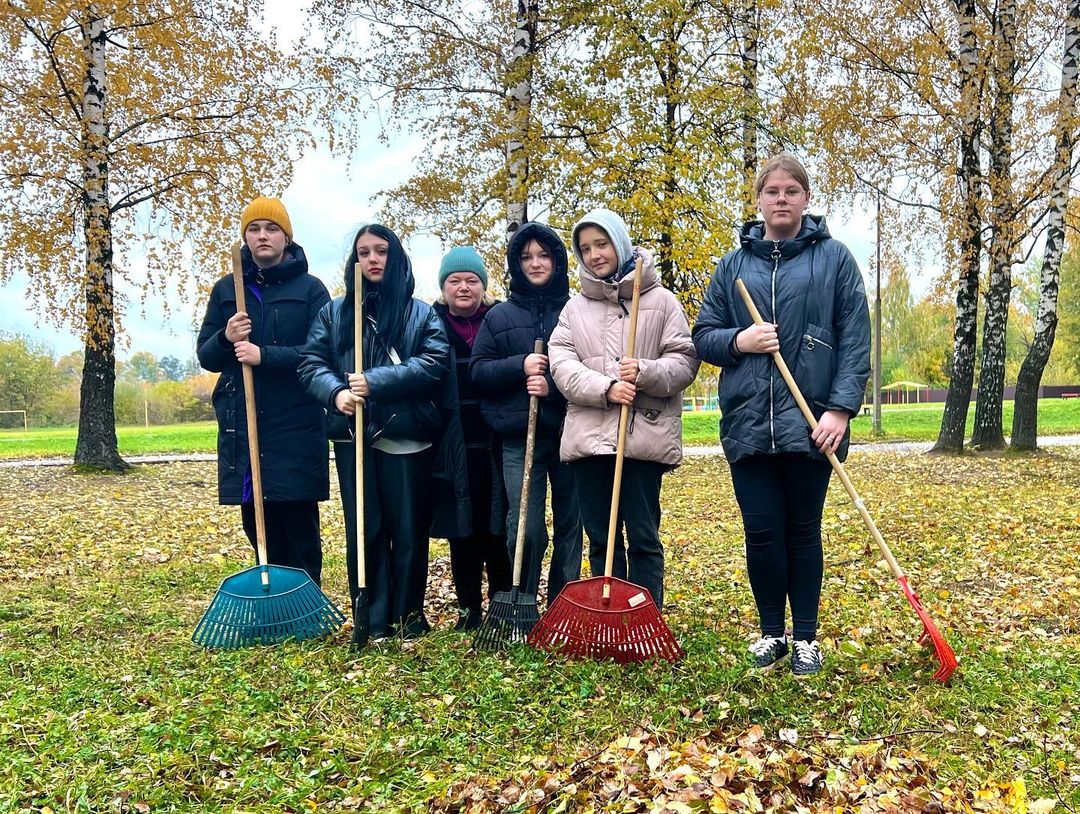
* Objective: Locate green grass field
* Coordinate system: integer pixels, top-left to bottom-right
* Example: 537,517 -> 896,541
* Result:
2,451 -> 1078,810
0,421 -> 218,459
681,397 -> 1080,445
1,399 -> 1078,458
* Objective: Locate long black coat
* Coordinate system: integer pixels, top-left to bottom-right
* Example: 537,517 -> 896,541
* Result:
692,215 -> 871,463
196,243 -> 331,504
430,302 -> 507,539
469,222 -> 571,439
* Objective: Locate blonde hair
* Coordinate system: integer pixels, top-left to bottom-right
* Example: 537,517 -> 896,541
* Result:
753,152 -> 811,197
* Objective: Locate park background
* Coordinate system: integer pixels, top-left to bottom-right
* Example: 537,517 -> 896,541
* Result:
2,1 -> 1080,813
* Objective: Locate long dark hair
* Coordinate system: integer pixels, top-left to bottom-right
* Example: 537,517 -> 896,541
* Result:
337,223 -> 415,358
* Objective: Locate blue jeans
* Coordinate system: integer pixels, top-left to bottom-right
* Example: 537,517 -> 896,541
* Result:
502,435 -> 583,605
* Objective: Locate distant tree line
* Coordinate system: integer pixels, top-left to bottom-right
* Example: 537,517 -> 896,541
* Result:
0,336 -> 214,428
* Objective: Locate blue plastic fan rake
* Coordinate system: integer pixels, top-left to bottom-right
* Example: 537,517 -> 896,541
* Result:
192,244 -> 344,650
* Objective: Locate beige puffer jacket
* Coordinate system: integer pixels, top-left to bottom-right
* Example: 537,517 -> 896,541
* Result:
549,248 -> 700,465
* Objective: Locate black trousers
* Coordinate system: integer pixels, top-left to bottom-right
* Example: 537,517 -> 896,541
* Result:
241,500 -> 323,586
335,443 -> 433,637
449,447 -> 511,609
572,456 -> 667,610
728,453 -> 832,641
449,533 -> 512,609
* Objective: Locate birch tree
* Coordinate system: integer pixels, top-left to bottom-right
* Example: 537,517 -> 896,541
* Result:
311,0 -> 562,273
0,1 -> 316,470
1011,0 -> 1080,449
969,0 -> 1019,449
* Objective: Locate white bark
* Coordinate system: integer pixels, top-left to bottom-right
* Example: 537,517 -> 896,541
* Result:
505,0 -> 534,239
739,0 -> 759,223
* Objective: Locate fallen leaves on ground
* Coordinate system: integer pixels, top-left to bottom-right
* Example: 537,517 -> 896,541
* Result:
0,450 -> 1078,810
431,725 -> 1057,813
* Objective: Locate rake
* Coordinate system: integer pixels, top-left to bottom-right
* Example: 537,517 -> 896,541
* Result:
473,339 -> 546,649
193,244 -> 345,650
528,258 -> 684,663
735,279 -> 957,682
350,262 -> 370,650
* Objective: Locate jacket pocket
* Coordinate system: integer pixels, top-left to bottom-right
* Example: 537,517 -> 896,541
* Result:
376,399 -> 445,443
798,322 -> 836,402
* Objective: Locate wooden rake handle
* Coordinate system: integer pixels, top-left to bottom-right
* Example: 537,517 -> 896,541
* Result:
231,243 -> 269,581
734,279 -> 905,581
354,263 -> 367,590
603,257 -> 645,599
512,339 -> 545,590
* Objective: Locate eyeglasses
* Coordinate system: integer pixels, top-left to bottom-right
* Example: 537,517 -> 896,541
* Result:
759,187 -> 806,202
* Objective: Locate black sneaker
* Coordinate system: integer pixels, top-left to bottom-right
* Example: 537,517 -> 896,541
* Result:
749,635 -> 788,669
791,639 -> 823,675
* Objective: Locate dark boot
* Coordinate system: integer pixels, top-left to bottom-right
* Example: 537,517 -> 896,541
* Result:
454,605 -> 483,632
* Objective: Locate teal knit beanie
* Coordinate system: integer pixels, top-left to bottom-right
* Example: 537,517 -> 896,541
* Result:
439,246 -> 488,288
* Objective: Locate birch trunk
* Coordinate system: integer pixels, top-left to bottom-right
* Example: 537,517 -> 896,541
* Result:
659,20 -> 678,290
739,0 -> 760,223
73,10 -> 127,471
970,0 -> 1018,450
505,0 -> 536,242
1011,0 -> 1080,450
933,0 -> 983,453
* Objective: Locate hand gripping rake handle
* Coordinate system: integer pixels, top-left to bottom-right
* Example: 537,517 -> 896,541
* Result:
603,257 -> 644,603
232,244 -> 269,587
735,279 -> 956,681
353,264 -> 367,593
511,339 -> 546,597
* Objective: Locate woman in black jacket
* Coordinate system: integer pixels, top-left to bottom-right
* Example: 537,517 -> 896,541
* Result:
692,153 -> 871,675
469,222 -> 583,607
197,196 -> 330,584
431,246 -> 512,630
299,224 -> 450,640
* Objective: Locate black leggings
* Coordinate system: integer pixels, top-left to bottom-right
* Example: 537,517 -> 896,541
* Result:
728,453 -> 832,641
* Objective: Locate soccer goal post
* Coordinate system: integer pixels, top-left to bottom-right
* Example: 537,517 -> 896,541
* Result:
0,410 -> 28,431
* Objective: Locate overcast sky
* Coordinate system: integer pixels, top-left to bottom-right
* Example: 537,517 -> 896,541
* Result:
2,3 -> 884,365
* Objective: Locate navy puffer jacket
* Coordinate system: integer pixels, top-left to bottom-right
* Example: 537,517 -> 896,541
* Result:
469,222 -> 571,439
196,243 -> 331,504
692,215 -> 870,463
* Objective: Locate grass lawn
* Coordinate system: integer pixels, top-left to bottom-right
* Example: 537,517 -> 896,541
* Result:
0,421 -> 217,459
2,399 -> 1078,459
1,451 -> 1078,810
683,397 -> 1080,445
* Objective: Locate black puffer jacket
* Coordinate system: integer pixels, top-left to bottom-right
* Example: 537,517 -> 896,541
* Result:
196,243 -> 331,504
692,215 -> 870,463
469,223 -> 571,439
297,295 -> 450,445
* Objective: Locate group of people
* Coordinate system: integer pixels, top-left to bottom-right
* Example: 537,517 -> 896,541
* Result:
197,152 -> 871,675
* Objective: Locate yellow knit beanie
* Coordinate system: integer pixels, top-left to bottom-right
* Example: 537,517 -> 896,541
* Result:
240,196 -> 293,240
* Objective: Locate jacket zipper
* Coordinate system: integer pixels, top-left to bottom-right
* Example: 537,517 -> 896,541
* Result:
802,333 -> 833,351
769,241 -> 780,452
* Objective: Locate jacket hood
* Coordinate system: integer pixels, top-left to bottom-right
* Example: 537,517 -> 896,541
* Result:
579,246 -> 660,304
507,222 -> 570,305
242,241 -> 309,282
739,214 -> 830,260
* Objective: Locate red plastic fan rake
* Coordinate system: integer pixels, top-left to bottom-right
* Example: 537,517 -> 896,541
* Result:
528,257 -> 684,663
735,279 -> 957,682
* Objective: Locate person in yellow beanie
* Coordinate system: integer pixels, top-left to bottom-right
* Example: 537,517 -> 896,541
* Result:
196,196 -> 331,584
